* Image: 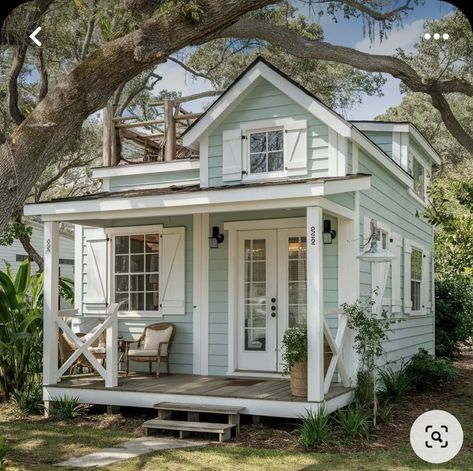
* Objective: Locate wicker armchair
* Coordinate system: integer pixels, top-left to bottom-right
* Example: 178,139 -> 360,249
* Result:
125,322 -> 176,377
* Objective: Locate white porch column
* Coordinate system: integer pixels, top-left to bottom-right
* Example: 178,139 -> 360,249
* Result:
306,206 -> 324,402
43,221 -> 60,385
192,213 -> 209,375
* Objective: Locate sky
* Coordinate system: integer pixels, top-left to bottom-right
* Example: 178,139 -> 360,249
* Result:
154,0 -> 457,119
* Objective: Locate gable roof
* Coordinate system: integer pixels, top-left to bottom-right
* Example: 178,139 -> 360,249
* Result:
182,57 -> 441,170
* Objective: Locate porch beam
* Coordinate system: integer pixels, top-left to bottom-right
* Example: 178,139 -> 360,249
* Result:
306,206 -> 324,402
43,221 -> 60,385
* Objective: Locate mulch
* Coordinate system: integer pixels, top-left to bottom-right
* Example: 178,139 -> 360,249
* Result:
229,352 -> 473,453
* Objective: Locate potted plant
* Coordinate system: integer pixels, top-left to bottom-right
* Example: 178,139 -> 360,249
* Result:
282,327 -> 308,397
282,326 -> 333,397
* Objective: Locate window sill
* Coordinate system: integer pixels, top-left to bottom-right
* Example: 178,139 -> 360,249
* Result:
408,189 -> 427,207
409,310 -> 427,317
242,172 -> 288,184
118,310 -> 163,319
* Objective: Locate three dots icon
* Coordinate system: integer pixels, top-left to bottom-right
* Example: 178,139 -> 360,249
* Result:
424,33 -> 449,40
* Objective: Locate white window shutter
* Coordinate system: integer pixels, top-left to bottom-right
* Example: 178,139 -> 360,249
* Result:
391,233 -> 402,313
161,227 -> 186,315
284,120 -> 307,176
83,230 -> 109,307
404,241 -> 412,313
422,251 -> 431,313
222,129 -> 242,182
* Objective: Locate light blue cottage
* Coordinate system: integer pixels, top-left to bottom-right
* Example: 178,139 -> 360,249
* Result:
25,58 -> 440,418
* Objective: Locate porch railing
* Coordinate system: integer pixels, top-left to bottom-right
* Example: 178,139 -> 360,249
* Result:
55,303 -> 119,388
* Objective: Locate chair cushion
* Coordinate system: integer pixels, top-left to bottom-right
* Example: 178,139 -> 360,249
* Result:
128,349 -> 168,357
143,326 -> 173,355
88,346 -> 106,355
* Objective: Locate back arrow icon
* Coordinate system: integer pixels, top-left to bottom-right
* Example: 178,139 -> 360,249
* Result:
29,26 -> 42,46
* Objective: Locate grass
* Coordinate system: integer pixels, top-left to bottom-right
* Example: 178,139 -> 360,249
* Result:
2,354 -> 473,470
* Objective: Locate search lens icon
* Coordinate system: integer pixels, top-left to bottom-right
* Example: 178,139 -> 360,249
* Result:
431,431 -> 443,443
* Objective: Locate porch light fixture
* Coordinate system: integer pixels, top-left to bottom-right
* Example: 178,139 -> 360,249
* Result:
209,226 -> 224,248
358,219 -> 395,263
322,219 -> 337,244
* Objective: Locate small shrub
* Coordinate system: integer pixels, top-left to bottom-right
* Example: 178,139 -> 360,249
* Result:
50,395 -> 89,420
12,375 -> 43,415
299,407 -> 331,449
377,402 -> 393,425
378,364 -> 410,402
336,403 -> 370,443
0,436 -> 6,471
435,276 -> 473,359
353,370 -> 374,406
406,349 -> 457,392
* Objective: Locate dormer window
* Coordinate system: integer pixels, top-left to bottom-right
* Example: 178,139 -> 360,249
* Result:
248,129 -> 284,175
412,158 -> 425,201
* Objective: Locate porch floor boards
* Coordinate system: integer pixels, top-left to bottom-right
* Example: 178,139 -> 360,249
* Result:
50,373 -> 350,403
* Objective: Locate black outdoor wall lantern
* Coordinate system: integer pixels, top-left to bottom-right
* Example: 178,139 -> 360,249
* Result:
209,226 -> 225,248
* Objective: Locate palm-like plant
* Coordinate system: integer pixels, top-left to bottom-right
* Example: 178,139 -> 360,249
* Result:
0,260 -> 44,398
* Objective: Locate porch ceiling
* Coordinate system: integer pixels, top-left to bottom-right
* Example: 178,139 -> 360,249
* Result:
24,174 -> 370,224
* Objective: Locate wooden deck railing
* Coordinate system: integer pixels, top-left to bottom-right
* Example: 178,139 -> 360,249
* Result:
55,303 -> 119,388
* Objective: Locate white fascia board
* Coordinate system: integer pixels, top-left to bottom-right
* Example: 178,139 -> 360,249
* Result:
409,126 -> 441,165
351,121 -> 409,133
351,128 -> 413,187
24,177 -> 369,221
92,159 -> 200,178
183,61 -> 351,147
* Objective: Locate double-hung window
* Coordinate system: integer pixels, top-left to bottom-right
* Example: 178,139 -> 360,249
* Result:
114,231 -> 161,314
248,129 -> 284,176
410,248 -> 423,312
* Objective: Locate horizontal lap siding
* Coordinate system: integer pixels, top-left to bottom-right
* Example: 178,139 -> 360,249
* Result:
363,131 -> 393,158
358,149 -> 434,365
208,209 -> 338,375
208,79 -> 329,187
82,215 -> 194,374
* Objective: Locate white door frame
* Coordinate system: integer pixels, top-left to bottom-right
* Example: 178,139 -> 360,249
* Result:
225,218 -> 307,374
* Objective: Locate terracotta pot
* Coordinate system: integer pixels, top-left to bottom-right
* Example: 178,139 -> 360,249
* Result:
290,361 -> 308,397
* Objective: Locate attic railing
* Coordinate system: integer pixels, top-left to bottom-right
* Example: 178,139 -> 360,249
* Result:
103,90 -> 222,166
55,303 -> 119,388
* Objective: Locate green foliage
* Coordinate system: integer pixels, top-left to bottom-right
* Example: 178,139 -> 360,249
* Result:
353,370 -> 374,407
0,222 -> 32,247
0,436 -> 6,471
435,276 -> 473,358
281,326 -> 307,375
335,403 -> 370,443
298,407 -> 331,449
50,395 -> 89,420
406,349 -> 457,392
377,402 -> 393,425
12,375 -> 43,416
378,364 -> 410,402
0,260 -> 43,399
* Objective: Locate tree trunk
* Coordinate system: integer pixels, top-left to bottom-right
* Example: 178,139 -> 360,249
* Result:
0,0 -> 274,232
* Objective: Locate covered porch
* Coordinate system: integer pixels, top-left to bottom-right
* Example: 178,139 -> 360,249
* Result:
24,175 -> 369,414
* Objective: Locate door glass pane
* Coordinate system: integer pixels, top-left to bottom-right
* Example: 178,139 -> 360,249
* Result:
130,254 -> 144,273
130,235 -> 145,253
115,236 -> 129,254
287,236 -> 307,328
244,239 -> 267,352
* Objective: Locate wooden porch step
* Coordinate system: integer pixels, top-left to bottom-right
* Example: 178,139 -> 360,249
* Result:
142,418 -> 235,442
153,402 -> 244,415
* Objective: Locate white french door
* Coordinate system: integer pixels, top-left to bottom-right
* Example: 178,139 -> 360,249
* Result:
236,228 -> 307,372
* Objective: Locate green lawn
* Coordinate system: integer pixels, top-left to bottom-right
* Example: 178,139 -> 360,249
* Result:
2,356 -> 473,470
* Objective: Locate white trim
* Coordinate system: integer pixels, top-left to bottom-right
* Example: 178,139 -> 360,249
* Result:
224,217 -> 306,231
192,214 -> 209,374
328,128 -> 338,177
404,238 -> 428,316
74,224 -> 83,312
408,188 -> 428,208
43,385 -> 353,418
240,117 -> 293,132
352,121 -> 441,165
91,159 -> 200,178
318,197 -> 355,220
226,371 -> 284,379
199,136 -> 209,188
183,60 -> 351,148
227,227 -> 238,373
306,206 -> 324,402
352,142 -> 359,174
26,177 -> 371,221
105,224 -> 164,318
351,128 -> 413,187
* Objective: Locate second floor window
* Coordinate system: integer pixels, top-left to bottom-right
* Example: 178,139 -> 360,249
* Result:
413,158 -> 425,200
410,248 -> 423,312
248,129 -> 284,174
